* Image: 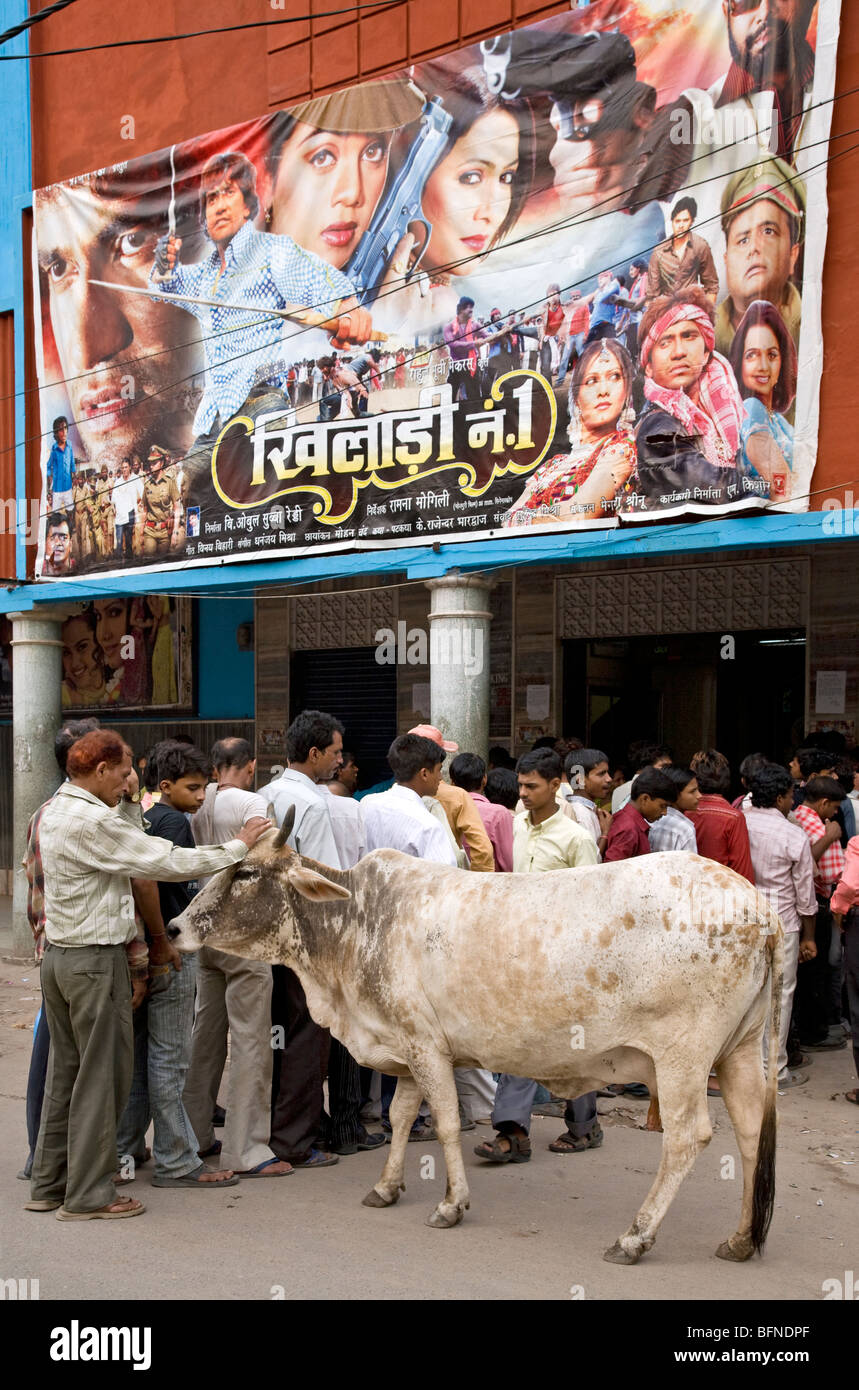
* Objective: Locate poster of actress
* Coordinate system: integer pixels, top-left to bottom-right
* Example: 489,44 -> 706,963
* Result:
32,0 -> 840,578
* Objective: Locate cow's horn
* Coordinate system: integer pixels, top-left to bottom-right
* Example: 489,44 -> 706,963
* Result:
273,802 -> 296,849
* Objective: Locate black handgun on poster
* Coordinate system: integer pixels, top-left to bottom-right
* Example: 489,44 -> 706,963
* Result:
480,28 -> 655,142
345,96 -> 453,305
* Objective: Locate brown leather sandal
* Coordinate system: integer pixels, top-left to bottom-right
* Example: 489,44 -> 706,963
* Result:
473,1133 -> 531,1164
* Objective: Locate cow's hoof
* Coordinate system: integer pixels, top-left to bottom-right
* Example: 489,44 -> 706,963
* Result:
715,1234 -> 755,1262
426,1202 -> 465,1229
603,1240 -> 641,1265
362,1186 -> 400,1209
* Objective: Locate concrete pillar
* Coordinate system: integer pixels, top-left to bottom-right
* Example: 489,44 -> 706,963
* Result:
425,572 -> 493,760
9,609 -> 65,958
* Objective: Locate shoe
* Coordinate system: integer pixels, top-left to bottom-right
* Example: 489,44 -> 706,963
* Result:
212,1105 -> 226,1128
357,1131 -> 387,1151
56,1197 -> 145,1220
290,1148 -> 339,1168
548,1123 -> 604,1154
17,1164 -> 33,1182
777,1071 -> 809,1090
198,1141 -> 222,1158
380,1119 -> 434,1143
787,1052 -> 812,1069
25,1199 -> 62,1211
803,1037 -> 846,1051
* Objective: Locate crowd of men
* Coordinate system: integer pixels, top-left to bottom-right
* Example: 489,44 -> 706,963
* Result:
19,713 -> 859,1218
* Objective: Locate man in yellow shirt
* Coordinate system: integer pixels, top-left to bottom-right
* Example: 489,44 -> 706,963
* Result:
475,748 -> 601,1165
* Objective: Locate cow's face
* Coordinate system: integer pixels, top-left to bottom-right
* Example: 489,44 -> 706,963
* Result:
169,806 -> 351,964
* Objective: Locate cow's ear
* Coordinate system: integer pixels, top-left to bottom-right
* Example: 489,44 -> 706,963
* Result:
287,865 -> 351,902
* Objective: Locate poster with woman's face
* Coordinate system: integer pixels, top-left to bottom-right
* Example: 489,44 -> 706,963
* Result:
31,0 -> 837,579
59,596 -> 192,712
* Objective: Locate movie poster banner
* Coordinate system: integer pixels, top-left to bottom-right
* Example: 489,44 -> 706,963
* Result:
33,0 -> 841,579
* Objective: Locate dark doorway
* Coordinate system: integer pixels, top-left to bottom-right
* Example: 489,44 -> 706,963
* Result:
563,629 -> 805,779
290,647 -> 397,791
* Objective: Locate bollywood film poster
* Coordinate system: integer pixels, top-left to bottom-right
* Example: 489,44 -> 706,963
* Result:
32,0 -> 841,579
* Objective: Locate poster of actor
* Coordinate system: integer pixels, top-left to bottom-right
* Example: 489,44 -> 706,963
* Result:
32,1 -> 839,575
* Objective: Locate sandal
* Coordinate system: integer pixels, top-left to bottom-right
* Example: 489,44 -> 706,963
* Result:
152,1165 -> 239,1187
473,1133 -> 531,1164
56,1196 -> 145,1220
548,1124 -> 603,1154
846,1090 -> 859,1105
289,1148 -> 339,1169
597,1084 -> 625,1098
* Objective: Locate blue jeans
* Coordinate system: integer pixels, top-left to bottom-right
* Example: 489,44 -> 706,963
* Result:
117,955 -> 201,1179
556,332 -> 586,385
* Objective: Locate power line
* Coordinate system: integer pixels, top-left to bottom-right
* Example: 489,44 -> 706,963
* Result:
0,0 -> 80,49
9,126 -> 855,475
0,0 -> 403,60
6,71 -> 857,414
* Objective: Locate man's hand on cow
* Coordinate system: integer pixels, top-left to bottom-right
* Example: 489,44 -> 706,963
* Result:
149,931 -> 182,972
237,816 -> 273,850
798,939 -> 817,963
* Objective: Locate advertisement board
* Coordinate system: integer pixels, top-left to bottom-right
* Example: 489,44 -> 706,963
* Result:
32,0 -> 841,578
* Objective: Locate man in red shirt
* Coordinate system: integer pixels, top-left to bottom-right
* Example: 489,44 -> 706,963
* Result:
449,753 -> 513,873
688,750 -> 755,883
604,767 -> 673,862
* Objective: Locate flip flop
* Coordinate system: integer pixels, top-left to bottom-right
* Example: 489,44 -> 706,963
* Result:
24,1199 -> 62,1212
56,1197 -> 145,1220
289,1148 -> 339,1169
235,1158 -> 293,1178
152,1165 -> 239,1188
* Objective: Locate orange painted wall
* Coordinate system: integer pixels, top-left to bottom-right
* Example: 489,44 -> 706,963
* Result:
23,0 -> 859,521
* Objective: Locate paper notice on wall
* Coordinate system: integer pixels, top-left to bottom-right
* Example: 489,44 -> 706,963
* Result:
815,670 -> 846,715
526,685 -> 550,720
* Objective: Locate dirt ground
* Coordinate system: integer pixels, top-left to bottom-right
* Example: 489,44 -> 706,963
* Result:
1,936 -> 857,1302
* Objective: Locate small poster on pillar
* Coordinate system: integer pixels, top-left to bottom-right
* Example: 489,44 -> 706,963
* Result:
31,1 -> 840,579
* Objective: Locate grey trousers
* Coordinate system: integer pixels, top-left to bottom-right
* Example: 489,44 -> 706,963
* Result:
183,945 -> 276,1172
492,1073 -> 597,1137
31,943 -> 133,1213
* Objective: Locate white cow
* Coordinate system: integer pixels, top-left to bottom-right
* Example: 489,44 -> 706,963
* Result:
170,809 -> 783,1264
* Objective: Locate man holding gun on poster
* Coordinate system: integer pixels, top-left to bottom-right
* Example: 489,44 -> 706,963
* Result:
148,151 -> 382,513
481,26 -> 687,217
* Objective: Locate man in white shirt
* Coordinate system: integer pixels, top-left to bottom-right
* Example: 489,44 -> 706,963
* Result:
612,741 -> 673,814
111,458 -> 141,561
185,738 -> 292,1178
744,764 -> 818,1089
258,710 -> 374,1166
28,729 -> 268,1221
362,733 -> 458,1137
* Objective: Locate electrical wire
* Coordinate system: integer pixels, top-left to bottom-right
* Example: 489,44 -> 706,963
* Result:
0,0 -> 80,49
0,0 -> 404,60
6,69 -> 858,413
9,126 -> 857,476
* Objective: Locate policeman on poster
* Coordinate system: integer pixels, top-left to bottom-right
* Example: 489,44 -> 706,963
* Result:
141,445 -> 182,557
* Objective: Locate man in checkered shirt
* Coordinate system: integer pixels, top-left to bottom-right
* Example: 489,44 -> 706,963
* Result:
152,151 -> 374,505
793,776 -> 848,1052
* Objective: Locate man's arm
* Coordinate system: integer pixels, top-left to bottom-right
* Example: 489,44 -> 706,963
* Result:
809,820 -> 842,862
567,833 -> 599,868
798,913 -> 817,962
76,813 -> 258,882
698,237 -> 720,299
603,825 -> 639,862
450,790 -> 495,872
727,815 -> 755,884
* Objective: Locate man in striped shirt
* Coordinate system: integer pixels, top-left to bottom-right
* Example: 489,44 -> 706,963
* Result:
27,729 -> 269,1222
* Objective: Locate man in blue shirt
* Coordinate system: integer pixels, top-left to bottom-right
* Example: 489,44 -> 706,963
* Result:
46,416 -> 76,522
583,269 -> 621,343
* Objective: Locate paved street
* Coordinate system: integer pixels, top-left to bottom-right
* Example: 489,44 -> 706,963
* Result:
1,913 -> 856,1302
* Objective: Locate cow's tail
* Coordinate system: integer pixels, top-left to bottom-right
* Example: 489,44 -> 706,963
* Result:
751,923 -> 783,1254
